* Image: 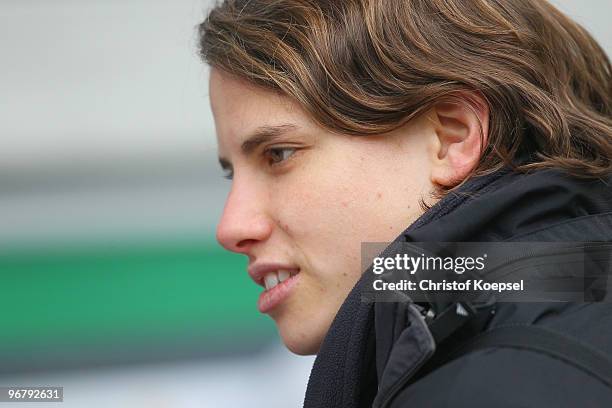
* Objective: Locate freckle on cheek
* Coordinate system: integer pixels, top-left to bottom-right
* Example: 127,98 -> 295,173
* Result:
377,192 -> 382,199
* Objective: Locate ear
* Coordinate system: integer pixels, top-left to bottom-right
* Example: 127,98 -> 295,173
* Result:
430,92 -> 489,187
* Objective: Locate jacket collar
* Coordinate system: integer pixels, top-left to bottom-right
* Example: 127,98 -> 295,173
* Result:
304,169 -> 612,408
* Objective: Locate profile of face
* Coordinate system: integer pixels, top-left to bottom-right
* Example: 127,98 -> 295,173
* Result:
210,68 -> 488,355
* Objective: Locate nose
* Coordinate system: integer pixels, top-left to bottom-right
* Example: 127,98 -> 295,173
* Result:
216,180 -> 273,255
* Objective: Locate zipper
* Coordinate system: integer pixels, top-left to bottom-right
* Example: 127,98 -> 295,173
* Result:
375,241 -> 611,407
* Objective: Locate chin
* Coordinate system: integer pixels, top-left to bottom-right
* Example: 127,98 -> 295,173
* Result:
274,315 -> 327,356
279,329 -> 321,355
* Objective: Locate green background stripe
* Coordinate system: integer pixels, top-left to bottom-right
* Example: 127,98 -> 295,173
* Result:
0,240 -> 275,358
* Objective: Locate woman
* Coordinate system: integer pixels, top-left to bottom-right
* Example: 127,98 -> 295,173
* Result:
199,0 -> 612,406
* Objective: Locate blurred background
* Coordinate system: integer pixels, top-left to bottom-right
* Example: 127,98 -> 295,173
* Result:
0,0 -> 609,407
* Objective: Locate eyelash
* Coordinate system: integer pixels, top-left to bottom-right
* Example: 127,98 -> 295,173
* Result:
264,146 -> 297,166
221,147 -> 297,181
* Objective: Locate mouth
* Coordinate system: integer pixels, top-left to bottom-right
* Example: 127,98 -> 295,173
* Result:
248,264 -> 301,313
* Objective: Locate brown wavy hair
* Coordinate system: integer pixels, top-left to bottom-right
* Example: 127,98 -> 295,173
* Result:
198,0 -> 611,182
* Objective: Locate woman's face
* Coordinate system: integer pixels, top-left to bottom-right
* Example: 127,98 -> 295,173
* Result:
210,68 -> 436,355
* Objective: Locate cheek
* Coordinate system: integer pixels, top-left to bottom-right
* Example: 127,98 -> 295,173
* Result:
269,152 -> 425,282
288,181 -> 377,274
268,180 -> 360,277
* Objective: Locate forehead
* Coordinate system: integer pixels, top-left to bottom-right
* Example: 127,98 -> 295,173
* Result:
209,69 -> 307,153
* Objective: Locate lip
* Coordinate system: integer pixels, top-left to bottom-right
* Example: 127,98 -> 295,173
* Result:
248,262 -> 301,313
257,273 -> 300,313
248,262 -> 300,287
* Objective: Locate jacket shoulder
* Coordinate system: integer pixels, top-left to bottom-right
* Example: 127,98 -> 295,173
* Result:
391,345 -> 612,408
390,303 -> 612,408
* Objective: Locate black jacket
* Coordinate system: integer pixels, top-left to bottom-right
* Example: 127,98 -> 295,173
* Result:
303,169 -> 612,408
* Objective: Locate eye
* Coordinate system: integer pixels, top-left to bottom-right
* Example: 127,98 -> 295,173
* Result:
265,147 -> 297,165
222,169 -> 234,180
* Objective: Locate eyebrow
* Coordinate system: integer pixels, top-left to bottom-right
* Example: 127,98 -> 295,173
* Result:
218,123 -> 300,170
240,123 -> 300,154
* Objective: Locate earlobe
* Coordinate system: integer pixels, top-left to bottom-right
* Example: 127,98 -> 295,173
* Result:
430,92 -> 489,187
